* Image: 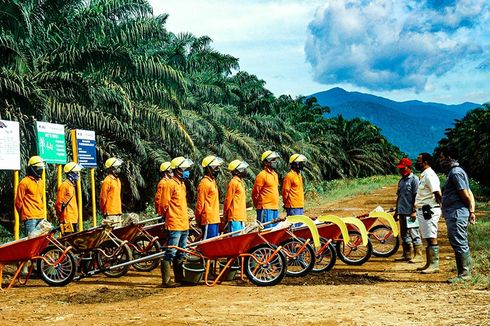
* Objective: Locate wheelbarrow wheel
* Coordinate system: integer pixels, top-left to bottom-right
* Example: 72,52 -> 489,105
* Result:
37,246 -> 76,287
131,236 -> 161,272
96,240 -> 133,278
336,230 -> 372,265
244,244 -> 287,286
280,238 -> 315,277
312,237 -> 337,273
369,225 -> 400,257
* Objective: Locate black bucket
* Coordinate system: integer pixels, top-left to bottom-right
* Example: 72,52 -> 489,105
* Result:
218,260 -> 240,281
183,256 -> 205,284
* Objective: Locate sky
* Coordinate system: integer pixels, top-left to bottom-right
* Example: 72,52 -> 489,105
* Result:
150,0 -> 490,105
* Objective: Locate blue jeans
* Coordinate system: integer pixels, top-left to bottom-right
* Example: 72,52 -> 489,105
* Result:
398,215 -> 422,245
229,221 -> 245,233
23,219 -> 42,237
286,208 -> 304,227
445,214 -> 470,255
256,209 -> 279,229
202,224 -> 219,240
164,230 -> 188,261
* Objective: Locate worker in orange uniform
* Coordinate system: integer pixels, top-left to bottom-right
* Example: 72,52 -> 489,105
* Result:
282,154 -> 307,217
159,156 -> 194,287
195,155 -> 224,239
100,157 -> 123,227
154,161 -> 172,221
15,156 -> 46,237
252,150 -> 280,228
224,160 -> 249,232
55,162 -> 83,234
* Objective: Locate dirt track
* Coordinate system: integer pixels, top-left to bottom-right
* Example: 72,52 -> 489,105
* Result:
2,185 -> 489,325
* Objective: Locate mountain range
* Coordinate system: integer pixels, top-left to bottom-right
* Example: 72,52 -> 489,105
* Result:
310,87 -> 480,158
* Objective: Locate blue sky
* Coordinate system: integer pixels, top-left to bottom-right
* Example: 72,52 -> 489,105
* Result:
150,0 -> 489,105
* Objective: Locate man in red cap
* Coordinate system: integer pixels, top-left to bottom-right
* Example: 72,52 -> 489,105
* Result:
394,158 -> 422,262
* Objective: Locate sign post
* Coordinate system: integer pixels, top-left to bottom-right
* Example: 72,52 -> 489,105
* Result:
0,120 -> 21,239
36,121 -> 67,219
72,129 -> 98,229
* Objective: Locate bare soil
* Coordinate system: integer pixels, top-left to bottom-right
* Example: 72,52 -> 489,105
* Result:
1,185 -> 489,325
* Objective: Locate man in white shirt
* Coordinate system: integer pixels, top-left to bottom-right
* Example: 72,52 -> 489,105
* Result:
413,153 -> 442,274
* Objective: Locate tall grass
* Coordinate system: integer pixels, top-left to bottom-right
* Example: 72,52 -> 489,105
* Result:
468,200 -> 490,288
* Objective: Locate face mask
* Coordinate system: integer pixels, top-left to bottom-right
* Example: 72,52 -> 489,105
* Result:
269,161 -> 278,170
166,171 -> 174,178
29,166 -> 43,179
112,167 -> 121,176
67,172 -> 79,183
212,169 -> 220,178
182,170 -> 190,179
298,163 -> 305,171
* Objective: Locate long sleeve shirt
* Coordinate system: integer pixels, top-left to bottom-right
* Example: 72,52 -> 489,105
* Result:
15,176 -> 45,220
195,176 -> 220,225
160,177 -> 189,231
55,179 -> 78,224
100,174 -> 122,215
252,168 -> 279,210
224,176 -> 247,222
282,170 -> 304,209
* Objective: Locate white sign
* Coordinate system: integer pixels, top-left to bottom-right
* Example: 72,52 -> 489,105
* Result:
0,120 -> 21,170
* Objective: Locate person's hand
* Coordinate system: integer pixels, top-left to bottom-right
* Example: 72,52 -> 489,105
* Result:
410,213 -> 416,222
469,212 -> 476,224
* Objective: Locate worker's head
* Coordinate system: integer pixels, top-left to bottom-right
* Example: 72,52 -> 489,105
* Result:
64,162 -> 83,183
27,156 -> 45,180
395,157 -> 412,177
170,156 -> 194,180
289,154 -> 307,172
228,159 -> 249,178
261,150 -> 280,170
201,155 -> 224,179
105,157 -> 123,176
159,161 -> 173,178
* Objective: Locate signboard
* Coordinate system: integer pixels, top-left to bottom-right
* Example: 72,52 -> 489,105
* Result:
0,120 -> 21,170
75,129 -> 97,168
36,121 -> 67,164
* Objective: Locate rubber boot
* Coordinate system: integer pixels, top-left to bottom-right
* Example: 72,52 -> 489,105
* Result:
408,244 -> 424,264
173,258 -> 185,284
448,252 -> 472,283
160,260 -> 179,288
421,245 -> 439,274
416,247 -> 430,271
394,242 -> 412,262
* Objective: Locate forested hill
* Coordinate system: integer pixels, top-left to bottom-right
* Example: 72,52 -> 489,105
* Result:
311,87 -> 479,158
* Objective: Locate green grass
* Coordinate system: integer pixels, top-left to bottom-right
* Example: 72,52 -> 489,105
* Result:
305,174 -> 400,208
468,200 -> 490,289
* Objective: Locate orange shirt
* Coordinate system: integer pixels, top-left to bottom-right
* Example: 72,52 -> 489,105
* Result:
160,177 -> 189,231
224,176 -> 247,222
252,168 -> 279,210
282,170 -> 304,208
55,180 -> 78,224
100,174 -> 122,215
15,176 -> 45,221
154,178 -> 168,215
195,176 -> 220,225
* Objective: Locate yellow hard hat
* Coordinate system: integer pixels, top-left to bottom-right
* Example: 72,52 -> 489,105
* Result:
160,161 -> 171,172
261,150 -> 280,162
64,162 -> 83,173
28,156 -> 45,168
170,156 -> 194,170
202,155 -> 224,168
289,154 -> 307,164
228,159 -> 249,172
104,157 -> 123,169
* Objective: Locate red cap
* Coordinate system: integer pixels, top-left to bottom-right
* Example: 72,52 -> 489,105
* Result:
396,157 -> 412,168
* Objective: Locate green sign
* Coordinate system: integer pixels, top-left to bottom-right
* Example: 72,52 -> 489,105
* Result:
36,121 -> 67,164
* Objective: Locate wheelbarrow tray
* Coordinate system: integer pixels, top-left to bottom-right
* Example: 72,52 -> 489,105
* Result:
111,224 -> 141,242
347,217 -> 377,232
248,227 -> 290,249
293,222 -> 341,241
0,235 -> 51,264
61,226 -> 110,252
194,231 -> 262,259
144,223 -> 167,245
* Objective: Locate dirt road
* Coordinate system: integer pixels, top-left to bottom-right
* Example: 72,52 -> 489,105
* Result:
1,185 -> 489,325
